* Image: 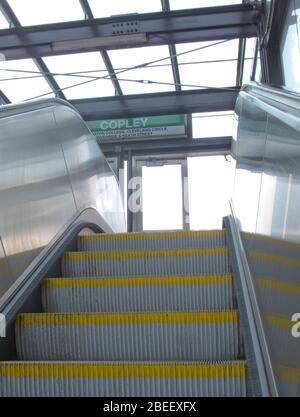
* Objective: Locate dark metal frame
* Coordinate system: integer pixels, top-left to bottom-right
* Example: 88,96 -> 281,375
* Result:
0,89 -> 10,104
0,4 -> 260,60
0,1 -> 262,119
161,0 -> 181,91
258,0 -> 291,86
70,87 -> 239,120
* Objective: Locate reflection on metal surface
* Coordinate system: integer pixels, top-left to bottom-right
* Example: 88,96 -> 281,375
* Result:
0,99 -> 125,304
232,82 -> 300,396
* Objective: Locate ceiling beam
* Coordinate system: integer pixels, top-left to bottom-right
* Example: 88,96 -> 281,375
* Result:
0,0 -> 66,100
70,87 -> 239,120
101,137 -> 232,157
0,4 -> 261,60
78,0 -> 123,96
161,0 -> 181,91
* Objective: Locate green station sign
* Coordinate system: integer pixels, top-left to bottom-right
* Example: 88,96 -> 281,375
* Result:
87,115 -> 187,141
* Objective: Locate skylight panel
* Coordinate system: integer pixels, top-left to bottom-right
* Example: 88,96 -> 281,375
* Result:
192,112 -> 234,138
245,38 -> 257,59
170,0 -> 242,9
0,10 -> 9,29
88,0 -> 162,18
43,52 -> 115,99
243,38 -> 258,85
109,46 -> 175,94
0,58 -> 54,102
176,40 -> 239,89
176,39 -> 239,63
7,0 -> 84,26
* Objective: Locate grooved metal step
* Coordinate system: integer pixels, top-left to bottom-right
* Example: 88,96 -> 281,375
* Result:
42,274 -> 234,312
62,248 -> 230,278
15,311 -> 241,361
0,361 -> 248,397
78,230 -> 226,251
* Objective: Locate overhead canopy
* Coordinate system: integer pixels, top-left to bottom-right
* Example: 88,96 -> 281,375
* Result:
0,1 -> 261,109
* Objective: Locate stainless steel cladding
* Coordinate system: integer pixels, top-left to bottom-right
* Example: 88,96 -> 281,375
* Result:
0,99 -> 126,301
232,83 -> 300,397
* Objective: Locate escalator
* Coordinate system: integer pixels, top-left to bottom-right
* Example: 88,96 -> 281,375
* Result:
1,230 -> 247,397
1,82 -> 300,397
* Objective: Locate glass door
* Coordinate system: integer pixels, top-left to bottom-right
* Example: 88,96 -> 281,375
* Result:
132,157 -> 189,232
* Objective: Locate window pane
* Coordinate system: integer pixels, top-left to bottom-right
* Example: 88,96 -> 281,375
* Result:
192,112 -> 234,138
89,0 -> 162,17
142,165 -> 183,231
0,59 -> 54,102
255,51 -> 262,82
280,0 -> 300,92
109,46 -> 175,94
7,0 -> 84,25
245,38 -> 256,59
176,40 -> 239,89
44,53 -> 115,99
188,155 -> 234,230
0,11 -> 9,29
242,59 -> 253,85
170,0 -> 242,10
242,38 -> 257,85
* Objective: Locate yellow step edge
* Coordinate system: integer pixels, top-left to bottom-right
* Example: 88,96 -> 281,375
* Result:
43,274 -> 233,289
249,250 -> 300,269
0,361 -> 247,379
264,313 -> 293,331
79,230 -> 225,242
16,311 -> 239,327
64,247 -> 228,261
256,277 -> 300,296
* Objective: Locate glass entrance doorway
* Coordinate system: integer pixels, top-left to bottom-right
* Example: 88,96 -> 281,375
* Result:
132,158 -> 189,231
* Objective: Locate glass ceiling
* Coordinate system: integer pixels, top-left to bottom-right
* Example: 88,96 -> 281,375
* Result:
176,39 -> 239,89
44,52 -> 115,99
7,0 -> 85,26
0,0 -> 258,105
88,0 -> 163,18
0,58 -> 54,102
0,10 -> 9,29
170,0 -> 242,9
170,0 -> 242,10
108,46 -> 175,94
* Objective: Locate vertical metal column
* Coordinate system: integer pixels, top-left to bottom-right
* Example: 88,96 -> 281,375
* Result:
127,151 -> 134,232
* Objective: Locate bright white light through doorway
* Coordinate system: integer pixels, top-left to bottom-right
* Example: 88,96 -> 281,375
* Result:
187,155 -> 235,230
142,164 -> 183,231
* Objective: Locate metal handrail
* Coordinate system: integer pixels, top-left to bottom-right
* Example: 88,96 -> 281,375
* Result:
0,98 -> 78,119
243,82 -> 300,112
225,209 -> 279,397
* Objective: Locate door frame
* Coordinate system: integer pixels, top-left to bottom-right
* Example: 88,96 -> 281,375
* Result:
131,155 -> 189,232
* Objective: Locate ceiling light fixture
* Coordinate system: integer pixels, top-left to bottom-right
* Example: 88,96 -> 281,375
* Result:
52,33 -> 147,52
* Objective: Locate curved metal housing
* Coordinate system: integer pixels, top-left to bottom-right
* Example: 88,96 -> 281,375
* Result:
232,82 -> 300,396
0,98 -> 126,305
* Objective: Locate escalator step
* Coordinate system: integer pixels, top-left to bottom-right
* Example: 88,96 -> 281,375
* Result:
42,274 -> 233,312
0,361 -> 247,397
15,311 -> 241,361
78,230 -> 226,251
62,248 -> 230,277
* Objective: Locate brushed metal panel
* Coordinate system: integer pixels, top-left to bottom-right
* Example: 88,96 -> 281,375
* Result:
232,83 -> 300,396
0,99 -> 125,303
